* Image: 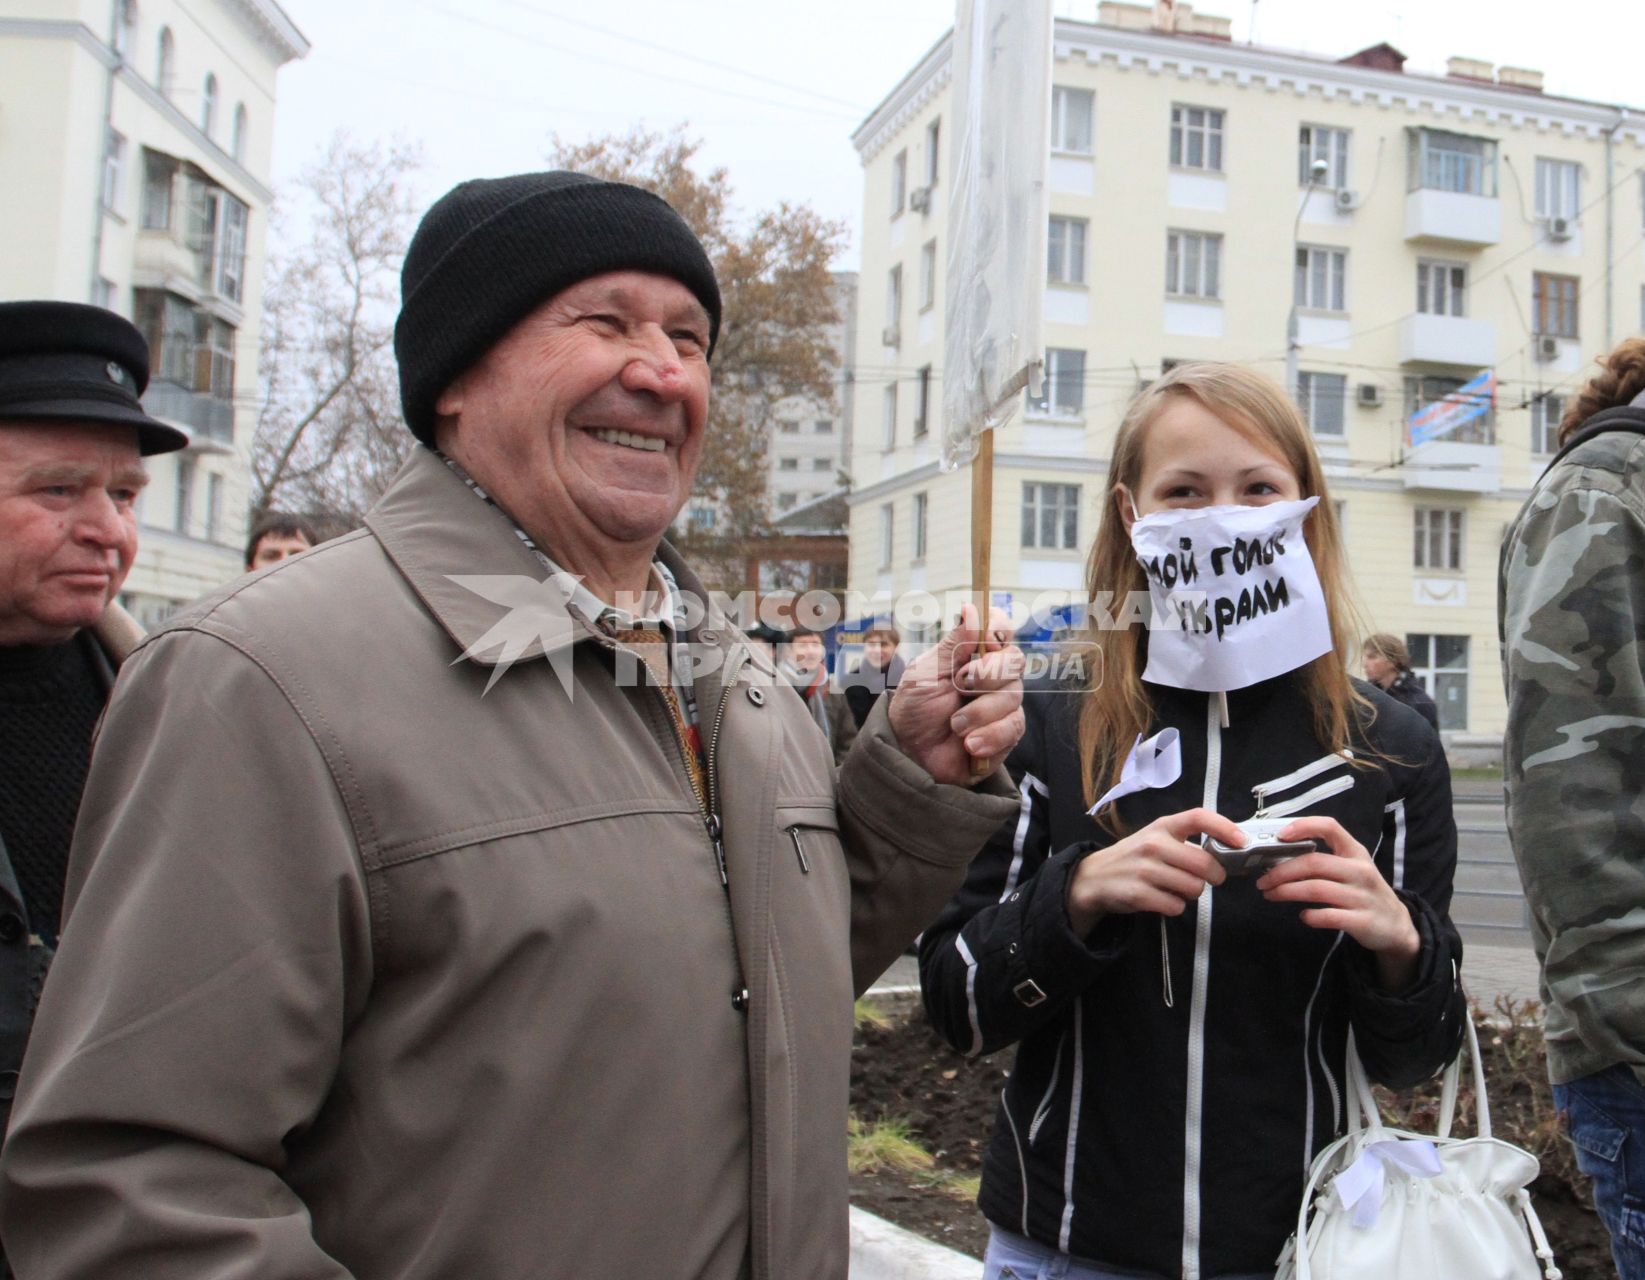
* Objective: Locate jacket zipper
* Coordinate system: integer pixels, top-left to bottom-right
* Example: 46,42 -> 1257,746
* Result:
1027,1028 -> 1068,1144
703,649 -> 748,893
1181,695 -> 1221,1280
1251,751 -> 1352,816
785,824 -> 835,875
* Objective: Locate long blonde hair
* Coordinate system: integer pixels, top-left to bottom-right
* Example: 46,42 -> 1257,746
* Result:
1078,362 -> 1368,815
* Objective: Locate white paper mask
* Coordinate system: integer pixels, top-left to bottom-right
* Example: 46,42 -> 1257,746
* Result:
1130,497 -> 1333,693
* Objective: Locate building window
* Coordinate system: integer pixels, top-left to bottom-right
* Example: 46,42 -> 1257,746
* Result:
1409,128 -> 1497,197
778,457 -> 799,471
1294,245 -> 1346,312
1052,86 -> 1094,154
1048,216 -> 1087,285
1029,348 -> 1085,418
882,382 -> 897,450
914,364 -> 932,437
890,149 -> 907,217
1405,375 -> 1495,445
1413,507 -> 1464,571
201,73 -> 218,138
1297,371 -> 1347,439
1408,634 -> 1469,731
885,264 -> 902,333
688,504 -> 716,531
811,457 -> 832,472
924,117 -> 940,188
1531,392 -> 1565,455
913,491 -> 929,561
776,493 -> 797,511
174,456 -> 195,534
155,26 -> 173,95
1022,482 -> 1080,551
813,419 -> 832,434
102,130 -> 126,213
1166,230 -> 1221,299
205,472 -> 223,543
919,239 -> 937,310
1169,103 -> 1224,172
1533,272 -> 1579,338
1534,157 -> 1581,221
1298,124 -> 1349,189
141,149 -> 175,229
93,278 -> 116,309
879,503 -> 894,569
114,0 -> 139,60
232,104 -> 248,163
1417,260 -> 1467,317
778,419 -> 800,435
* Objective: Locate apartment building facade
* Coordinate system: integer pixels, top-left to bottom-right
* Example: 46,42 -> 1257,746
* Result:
848,2 -> 1645,738
0,0 -> 307,623
763,270 -> 858,518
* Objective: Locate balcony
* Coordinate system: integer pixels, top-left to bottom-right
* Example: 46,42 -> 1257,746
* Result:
1398,313 -> 1497,367
1402,440 -> 1500,494
143,379 -> 235,445
1404,189 -> 1501,246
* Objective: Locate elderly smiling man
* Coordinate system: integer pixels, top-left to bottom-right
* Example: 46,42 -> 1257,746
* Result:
0,173 -> 1025,1280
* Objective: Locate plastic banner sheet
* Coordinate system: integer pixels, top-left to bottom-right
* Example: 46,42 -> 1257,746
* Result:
939,0 -> 1052,470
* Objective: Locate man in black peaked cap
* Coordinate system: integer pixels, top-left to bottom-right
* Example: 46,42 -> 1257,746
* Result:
0,301 -> 185,1269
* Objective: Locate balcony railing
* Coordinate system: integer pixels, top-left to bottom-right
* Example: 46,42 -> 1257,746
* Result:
143,379 -> 234,443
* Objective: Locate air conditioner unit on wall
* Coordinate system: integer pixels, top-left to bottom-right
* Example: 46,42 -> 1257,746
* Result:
1536,334 -> 1561,361
881,326 -> 901,348
1357,382 -> 1384,408
1335,188 -> 1359,212
908,186 -> 932,214
1547,216 -> 1574,242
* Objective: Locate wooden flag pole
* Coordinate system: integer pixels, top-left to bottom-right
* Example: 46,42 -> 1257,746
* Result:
968,429 -> 996,778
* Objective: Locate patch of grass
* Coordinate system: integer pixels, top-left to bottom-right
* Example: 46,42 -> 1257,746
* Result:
930,1172 -> 982,1202
854,998 -> 894,1030
848,1114 -> 936,1177
1451,764 -> 1504,782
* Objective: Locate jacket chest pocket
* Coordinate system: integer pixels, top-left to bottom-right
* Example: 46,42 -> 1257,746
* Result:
774,807 -> 851,942
1249,752 -> 1356,818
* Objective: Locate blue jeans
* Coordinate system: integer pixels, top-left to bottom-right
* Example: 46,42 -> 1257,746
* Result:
1554,1063 -> 1645,1280
982,1227 -> 1274,1280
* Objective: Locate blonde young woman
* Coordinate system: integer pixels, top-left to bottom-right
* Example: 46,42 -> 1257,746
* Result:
920,364 -> 1464,1280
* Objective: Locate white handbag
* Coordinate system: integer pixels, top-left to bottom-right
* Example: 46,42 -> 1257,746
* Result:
1275,1014 -> 1561,1280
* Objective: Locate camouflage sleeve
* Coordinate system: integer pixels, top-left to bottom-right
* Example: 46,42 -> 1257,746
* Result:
1501,466 -> 1645,1073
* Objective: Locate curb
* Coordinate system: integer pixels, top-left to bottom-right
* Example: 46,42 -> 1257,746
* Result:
849,1206 -> 980,1278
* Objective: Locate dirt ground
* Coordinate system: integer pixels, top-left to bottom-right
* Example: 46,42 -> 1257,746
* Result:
849,1004 -> 1614,1276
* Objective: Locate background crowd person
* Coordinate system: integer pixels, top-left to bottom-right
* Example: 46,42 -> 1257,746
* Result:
0,300 -> 186,1272
843,620 -> 905,730
776,623 -> 856,764
0,172 -> 1025,1280
920,362 -> 1463,1280
1501,335 -> 1645,1280
1360,632 -> 1440,730
243,511 -> 317,572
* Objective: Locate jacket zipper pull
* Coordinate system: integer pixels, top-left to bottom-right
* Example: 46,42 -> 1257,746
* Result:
706,812 -> 729,888
1159,917 -> 1175,1008
788,827 -> 811,874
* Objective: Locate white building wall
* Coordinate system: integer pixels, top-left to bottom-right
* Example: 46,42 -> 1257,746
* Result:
0,0 -> 307,623
849,11 -> 1645,737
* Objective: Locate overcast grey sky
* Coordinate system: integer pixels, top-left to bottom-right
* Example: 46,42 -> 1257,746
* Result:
267,0 -> 1643,268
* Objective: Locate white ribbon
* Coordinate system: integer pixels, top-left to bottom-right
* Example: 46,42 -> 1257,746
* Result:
1332,1139 -> 1445,1229
1088,728 -> 1182,815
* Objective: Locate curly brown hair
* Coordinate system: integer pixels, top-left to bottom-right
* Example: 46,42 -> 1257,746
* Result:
1559,336 -> 1645,446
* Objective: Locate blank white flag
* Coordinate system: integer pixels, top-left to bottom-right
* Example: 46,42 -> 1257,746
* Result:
940,0 -> 1052,470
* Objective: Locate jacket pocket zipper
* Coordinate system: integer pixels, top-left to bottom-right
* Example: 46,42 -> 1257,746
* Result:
1251,751 -> 1353,816
786,823 -> 835,874
1257,773 -> 1355,819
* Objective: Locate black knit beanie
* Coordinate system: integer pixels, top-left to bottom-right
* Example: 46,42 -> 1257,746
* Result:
393,170 -> 722,446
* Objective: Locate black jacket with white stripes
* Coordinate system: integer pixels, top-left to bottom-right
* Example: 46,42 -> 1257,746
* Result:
919,671 -> 1464,1280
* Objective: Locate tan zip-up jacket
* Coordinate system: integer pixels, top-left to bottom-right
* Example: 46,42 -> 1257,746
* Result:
0,449 -> 1017,1280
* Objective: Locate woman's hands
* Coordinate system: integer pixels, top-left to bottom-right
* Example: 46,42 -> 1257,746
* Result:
1066,808 -> 1241,938
1256,815 -> 1422,991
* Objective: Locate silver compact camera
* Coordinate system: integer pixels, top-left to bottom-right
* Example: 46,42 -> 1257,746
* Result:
1206,817 -> 1321,876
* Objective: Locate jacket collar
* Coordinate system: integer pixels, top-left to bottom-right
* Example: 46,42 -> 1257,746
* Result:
364,447 -> 749,681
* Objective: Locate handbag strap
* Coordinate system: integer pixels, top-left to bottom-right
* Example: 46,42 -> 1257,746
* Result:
1435,1002 -> 1493,1140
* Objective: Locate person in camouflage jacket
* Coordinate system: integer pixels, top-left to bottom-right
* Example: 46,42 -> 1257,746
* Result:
1499,336 -> 1645,1280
